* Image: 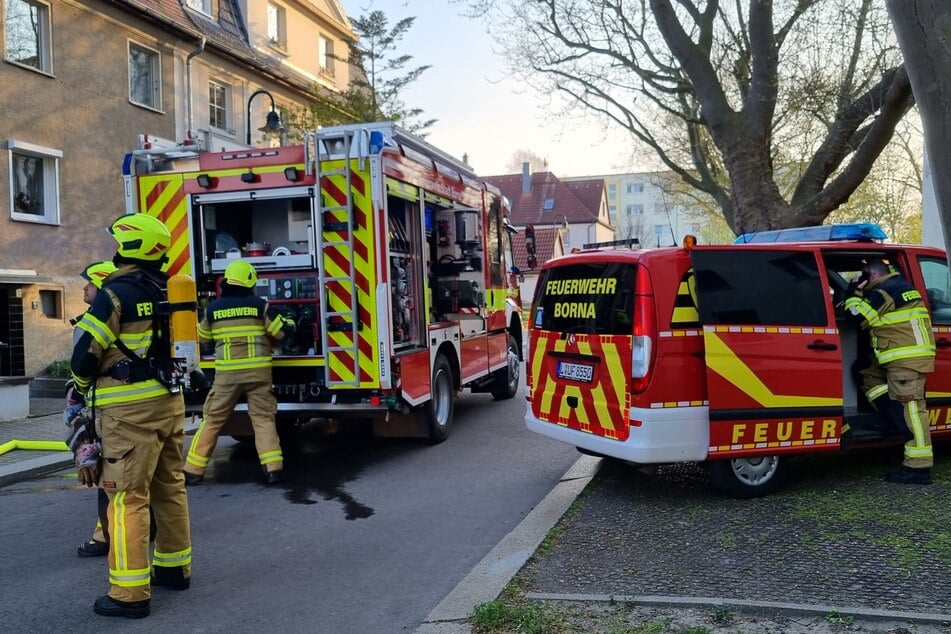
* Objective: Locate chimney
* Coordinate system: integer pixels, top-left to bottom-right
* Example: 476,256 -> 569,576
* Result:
522,161 -> 531,194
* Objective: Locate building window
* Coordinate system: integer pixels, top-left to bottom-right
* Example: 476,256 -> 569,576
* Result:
608,183 -> 616,192
209,80 -> 230,131
184,0 -> 211,14
318,35 -> 335,76
39,289 -> 61,319
8,140 -> 61,224
627,182 -> 644,194
626,204 -> 643,216
4,0 -> 52,73
129,42 -> 161,110
267,2 -> 286,47
654,224 -> 669,236
543,198 -> 555,210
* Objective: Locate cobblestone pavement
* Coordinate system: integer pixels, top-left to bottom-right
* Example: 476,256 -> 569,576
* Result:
514,446 -> 951,629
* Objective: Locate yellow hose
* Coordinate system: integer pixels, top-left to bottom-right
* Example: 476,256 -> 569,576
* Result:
0,440 -> 69,456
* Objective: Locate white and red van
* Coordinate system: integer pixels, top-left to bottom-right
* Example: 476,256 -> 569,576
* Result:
525,224 -> 951,496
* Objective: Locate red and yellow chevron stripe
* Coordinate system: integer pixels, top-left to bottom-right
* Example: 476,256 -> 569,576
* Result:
138,175 -> 190,275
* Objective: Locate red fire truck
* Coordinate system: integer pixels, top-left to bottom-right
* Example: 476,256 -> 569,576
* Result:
123,122 -> 523,442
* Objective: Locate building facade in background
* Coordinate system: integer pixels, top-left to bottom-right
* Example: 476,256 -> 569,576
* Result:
1,0 -> 355,377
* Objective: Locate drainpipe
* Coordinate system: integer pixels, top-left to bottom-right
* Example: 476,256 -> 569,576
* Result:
185,37 -> 206,144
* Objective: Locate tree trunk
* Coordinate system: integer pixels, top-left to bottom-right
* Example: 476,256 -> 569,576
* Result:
887,0 -> 951,253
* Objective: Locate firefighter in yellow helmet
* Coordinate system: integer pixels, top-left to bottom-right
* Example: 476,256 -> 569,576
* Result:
69,261 -> 118,558
185,259 -> 294,485
843,258 -> 936,485
71,214 -> 191,619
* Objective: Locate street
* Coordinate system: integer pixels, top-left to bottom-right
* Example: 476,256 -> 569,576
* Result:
0,376 -> 579,633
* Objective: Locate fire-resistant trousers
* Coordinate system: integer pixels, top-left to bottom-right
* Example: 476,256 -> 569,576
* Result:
185,368 -> 283,476
99,392 -> 191,602
861,363 -> 933,469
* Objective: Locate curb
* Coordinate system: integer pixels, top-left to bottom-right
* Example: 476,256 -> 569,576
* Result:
416,454 -> 603,633
524,593 -> 951,627
0,451 -> 73,487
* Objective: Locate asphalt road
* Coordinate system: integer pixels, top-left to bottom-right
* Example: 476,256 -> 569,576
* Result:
0,377 -> 579,632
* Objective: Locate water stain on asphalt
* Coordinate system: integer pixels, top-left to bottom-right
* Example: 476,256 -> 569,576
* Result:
207,419 -> 375,520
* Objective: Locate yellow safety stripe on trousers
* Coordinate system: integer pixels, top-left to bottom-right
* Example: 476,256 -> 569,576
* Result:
904,400 -> 932,456
88,380 -> 169,407
186,417 -> 211,468
76,312 -> 116,349
111,491 -> 130,580
865,384 -> 889,401
153,547 -> 192,567
110,566 -> 151,588
258,449 -> 283,465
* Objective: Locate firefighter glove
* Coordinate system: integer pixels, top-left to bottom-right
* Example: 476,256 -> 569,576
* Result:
75,441 -> 101,487
65,413 -> 93,450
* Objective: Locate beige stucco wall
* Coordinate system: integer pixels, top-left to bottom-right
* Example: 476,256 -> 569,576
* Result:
0,1 -> 177,375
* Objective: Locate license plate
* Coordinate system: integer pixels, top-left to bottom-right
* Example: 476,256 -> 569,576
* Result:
557,361 -> 593,383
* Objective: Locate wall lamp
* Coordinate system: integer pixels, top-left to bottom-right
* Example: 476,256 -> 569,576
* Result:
247,89 -> 286,146
196,174 -> 214,188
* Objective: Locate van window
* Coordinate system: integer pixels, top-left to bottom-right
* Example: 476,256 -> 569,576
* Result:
532,262 -> 637,334
692,251 -> 826,326
919,256 -> 951,325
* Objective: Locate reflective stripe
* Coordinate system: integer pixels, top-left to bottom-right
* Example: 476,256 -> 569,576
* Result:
89,380 -> 169,407
112,492 -> 129,575
258,449 -> 283,465
153,547 -> 192,567
109,566 -> 151,587
865,384 -> 888,401
215,357 -> 272,371
76,313 -> 115,349
186,417 -> 210,469
875,344 -> 936,365
266,318 -> 285,336
212,325 -> 266,337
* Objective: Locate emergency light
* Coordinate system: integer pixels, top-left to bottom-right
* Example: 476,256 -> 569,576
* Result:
734,222 -> 888,244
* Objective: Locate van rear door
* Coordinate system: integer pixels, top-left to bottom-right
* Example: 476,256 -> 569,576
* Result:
690,247 -> 844,455
528,259 -> 636,440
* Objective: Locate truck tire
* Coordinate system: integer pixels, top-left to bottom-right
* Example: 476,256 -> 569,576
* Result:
490,334 -> 520,400
426,354 -> 455,444
708,455 -> 786,498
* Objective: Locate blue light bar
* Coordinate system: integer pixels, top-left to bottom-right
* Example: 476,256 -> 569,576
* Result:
734,222 -> 888,244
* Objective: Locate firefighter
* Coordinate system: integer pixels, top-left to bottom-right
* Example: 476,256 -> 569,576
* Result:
844,258 -> 936,485
69,261 -> 117,558
184,259 -> 294,485
71,214 -> 192,619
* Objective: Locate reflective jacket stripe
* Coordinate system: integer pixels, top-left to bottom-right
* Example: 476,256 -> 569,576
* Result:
76,312 -> 115,349
89,380 -> 169,407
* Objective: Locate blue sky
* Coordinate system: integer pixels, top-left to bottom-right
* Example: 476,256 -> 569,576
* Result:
339,0 -> 637,177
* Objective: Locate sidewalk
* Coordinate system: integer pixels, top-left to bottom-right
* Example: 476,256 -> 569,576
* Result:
0,396 -> 72,486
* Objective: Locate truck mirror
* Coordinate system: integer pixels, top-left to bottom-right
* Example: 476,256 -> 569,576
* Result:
525,225 -> 536,256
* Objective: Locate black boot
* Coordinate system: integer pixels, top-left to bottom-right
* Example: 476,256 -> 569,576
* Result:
885,465 -> 931,485
184,472 -> 204,486
264,468 -> 285,485
93,595 -> 150,619
152,565 -> 191,590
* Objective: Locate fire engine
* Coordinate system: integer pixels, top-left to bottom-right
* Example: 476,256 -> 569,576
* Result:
525,224 -> 951,496
123,122 -> 523,442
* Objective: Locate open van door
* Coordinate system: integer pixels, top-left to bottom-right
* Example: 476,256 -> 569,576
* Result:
690,247 -> 845,495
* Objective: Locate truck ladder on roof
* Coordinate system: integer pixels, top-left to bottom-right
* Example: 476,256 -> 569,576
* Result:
312,128 -> 365,388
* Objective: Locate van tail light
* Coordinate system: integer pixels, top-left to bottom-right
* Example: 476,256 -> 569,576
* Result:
631,265 -> 656,394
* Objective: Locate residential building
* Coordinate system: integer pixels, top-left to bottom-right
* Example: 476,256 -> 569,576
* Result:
1,0 -> 355,377
485,163 -> 613,257
572,172 -> 703,248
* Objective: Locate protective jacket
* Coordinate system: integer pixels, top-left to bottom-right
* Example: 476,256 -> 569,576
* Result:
198,292 -> 290,372
844,272 -> 935,373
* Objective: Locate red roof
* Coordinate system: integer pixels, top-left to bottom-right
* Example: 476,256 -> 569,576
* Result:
512,225 -> 564,271
485,171 -> 604,226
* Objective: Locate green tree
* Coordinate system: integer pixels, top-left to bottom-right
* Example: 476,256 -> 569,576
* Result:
296,10 -> 435,136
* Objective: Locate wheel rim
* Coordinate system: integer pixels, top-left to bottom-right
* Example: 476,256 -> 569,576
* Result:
731,456 -> 779,486
506,344 -> 519,391
432,367 -> 451,428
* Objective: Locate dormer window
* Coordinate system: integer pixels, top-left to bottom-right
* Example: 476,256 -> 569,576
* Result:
184,0 -> 211,15
543,198 -> 555,210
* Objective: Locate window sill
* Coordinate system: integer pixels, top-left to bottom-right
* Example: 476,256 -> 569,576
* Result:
267,41 -> 288,56
4,59 -> 54,78
129,100 -> 165,115
10,212 -> 60,226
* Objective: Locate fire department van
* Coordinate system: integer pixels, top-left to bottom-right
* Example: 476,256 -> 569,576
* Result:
123,122 -> 523,442
525,224 -> 951,496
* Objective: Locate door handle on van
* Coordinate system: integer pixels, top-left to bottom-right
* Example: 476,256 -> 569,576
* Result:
807,341 -> 838,351
936,338 -> 951,349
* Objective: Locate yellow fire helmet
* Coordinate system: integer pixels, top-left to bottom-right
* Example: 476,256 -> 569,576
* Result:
224,259 -> 258,288
80,261 -> 118,290
108,213 -> 172,261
